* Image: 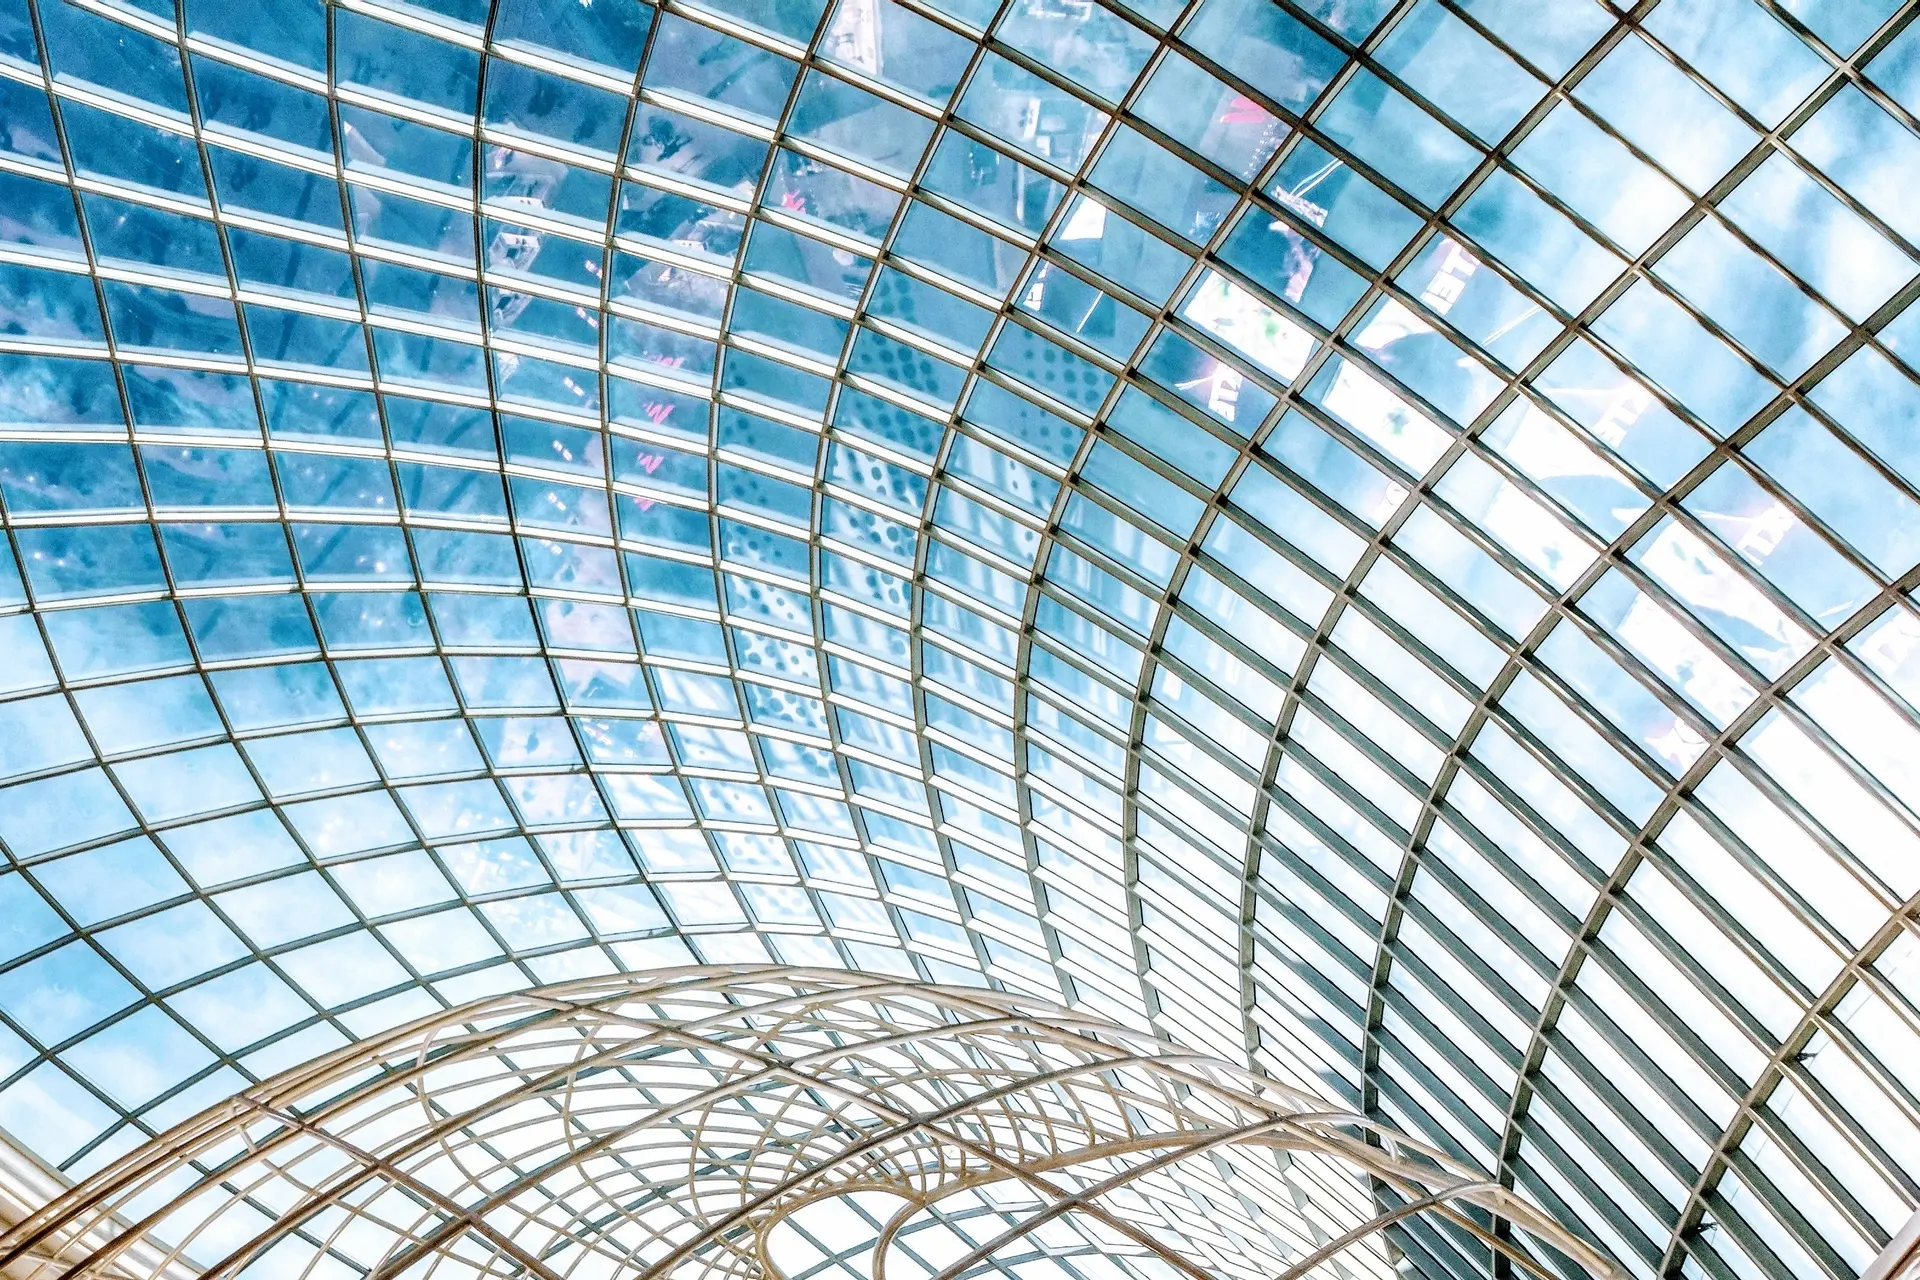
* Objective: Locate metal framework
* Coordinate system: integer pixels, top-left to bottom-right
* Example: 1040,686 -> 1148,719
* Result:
1,0 -> 1920,1279
0,970 -> 1621,1280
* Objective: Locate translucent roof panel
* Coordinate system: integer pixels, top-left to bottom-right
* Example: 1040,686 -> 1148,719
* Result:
0,0 -> 1918,1276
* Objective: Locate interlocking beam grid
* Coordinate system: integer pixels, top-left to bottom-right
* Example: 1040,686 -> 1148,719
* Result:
0,968 -> 1622,1280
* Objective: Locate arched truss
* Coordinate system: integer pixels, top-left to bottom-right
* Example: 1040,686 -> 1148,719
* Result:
0,970 -> 1620,1280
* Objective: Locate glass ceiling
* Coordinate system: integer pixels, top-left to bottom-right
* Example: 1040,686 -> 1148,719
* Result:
0,0 -> 1917,1275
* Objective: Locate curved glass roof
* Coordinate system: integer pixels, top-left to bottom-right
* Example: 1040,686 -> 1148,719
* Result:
1,0 -> 1919,1275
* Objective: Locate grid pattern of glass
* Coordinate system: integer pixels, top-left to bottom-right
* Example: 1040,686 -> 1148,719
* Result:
1,0 -> 1919,1275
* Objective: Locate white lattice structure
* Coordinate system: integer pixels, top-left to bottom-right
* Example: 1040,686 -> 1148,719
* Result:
0,970 -> 1617,1280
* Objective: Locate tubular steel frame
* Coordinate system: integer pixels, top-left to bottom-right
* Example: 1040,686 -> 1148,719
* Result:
0,970 -> 1620,1280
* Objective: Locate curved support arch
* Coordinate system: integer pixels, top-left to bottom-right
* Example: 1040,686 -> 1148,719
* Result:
0,970 -> 1620,1280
